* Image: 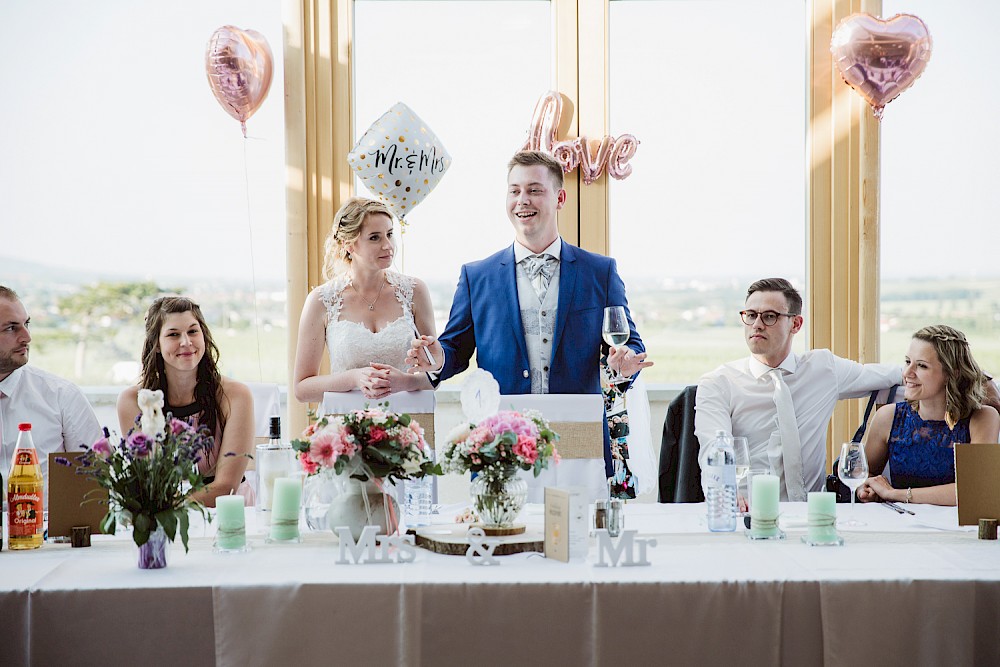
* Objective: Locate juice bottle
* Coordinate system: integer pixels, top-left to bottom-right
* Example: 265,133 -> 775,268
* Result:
8,423 -> 44,550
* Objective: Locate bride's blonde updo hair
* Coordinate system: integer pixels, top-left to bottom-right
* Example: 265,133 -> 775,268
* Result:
911,324 -> 987,428
322,197 -> 393,279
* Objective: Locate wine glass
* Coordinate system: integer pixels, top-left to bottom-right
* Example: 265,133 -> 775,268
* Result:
732,437 -> 750,514
602,306 -> 629,384
838,441 -> 869,527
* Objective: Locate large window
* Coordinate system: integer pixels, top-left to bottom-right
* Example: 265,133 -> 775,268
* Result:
879,1 -> 1000,374
353,0 -> 552,383
0,1 -> 287,387
608,0 -> 807,383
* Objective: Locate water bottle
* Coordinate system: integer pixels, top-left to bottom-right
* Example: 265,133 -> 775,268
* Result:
705,430 -> 737,532
404,475 -> 434,527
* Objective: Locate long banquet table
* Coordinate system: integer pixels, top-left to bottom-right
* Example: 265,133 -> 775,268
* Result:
1,502 -> 997,666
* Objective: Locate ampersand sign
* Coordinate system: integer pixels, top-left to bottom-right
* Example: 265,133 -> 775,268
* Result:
465,527 -> 500,566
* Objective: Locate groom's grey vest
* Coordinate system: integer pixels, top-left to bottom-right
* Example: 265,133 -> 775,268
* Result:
515,259 -> 560,394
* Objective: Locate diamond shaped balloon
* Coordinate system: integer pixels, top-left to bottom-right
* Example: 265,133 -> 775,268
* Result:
348,102 -> 452,222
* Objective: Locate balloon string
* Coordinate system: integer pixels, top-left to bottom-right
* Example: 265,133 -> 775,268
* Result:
242,138 -> 264,382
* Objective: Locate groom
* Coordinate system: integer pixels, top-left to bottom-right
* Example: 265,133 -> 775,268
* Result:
407,150 -> 651,473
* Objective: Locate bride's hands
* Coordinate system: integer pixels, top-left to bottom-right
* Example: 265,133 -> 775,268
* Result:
358,363 -> 411,399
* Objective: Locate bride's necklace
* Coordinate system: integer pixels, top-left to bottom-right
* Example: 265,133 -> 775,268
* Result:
350,275 -> 386,311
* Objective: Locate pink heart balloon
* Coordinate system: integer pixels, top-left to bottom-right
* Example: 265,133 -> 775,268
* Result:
205,26 -> 273,136
831,13 -> 932,120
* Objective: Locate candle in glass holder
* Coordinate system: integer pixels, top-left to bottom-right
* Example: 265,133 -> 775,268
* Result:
215,494 -> 248,551
268,477 -> 302,542
749,474 -> 780,538
805,491 -> 841,545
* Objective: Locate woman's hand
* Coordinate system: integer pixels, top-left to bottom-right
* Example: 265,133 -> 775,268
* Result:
358,363 -> 411,399
858,475 -> 895,502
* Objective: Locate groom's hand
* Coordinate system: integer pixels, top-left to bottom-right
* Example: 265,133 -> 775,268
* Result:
407,335 -> 443,373
608,347 -> 653,378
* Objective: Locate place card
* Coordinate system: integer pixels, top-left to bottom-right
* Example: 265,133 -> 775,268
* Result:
544,487 -> 587,562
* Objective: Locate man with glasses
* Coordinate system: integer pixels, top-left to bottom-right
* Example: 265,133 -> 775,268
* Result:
694,278 -> 900,501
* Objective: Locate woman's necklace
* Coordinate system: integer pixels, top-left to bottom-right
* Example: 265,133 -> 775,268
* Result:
350,275 -> 386,311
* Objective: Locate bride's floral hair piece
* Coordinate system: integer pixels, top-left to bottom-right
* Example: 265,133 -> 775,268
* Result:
323,197 -> 394,279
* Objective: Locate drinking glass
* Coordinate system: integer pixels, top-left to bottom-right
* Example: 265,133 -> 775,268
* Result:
732,437 -> 750,514
602,306 -> 629,383
837,441 -> 869,527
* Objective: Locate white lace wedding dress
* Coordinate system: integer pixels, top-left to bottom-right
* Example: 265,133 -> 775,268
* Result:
318,270 -> 418,373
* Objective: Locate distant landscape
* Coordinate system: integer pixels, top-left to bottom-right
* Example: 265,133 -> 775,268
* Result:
5,257 -> 1000,388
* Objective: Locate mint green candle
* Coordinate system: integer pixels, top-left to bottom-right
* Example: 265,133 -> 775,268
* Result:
269,477 -> 302,542
750,474 -> 780,537
215,495 -> 247,551
807,492 -> 838,541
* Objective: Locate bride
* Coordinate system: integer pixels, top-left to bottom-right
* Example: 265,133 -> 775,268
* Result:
294,197 -> 436,402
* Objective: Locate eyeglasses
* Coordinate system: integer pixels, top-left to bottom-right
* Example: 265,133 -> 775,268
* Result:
740,310 -> 796,326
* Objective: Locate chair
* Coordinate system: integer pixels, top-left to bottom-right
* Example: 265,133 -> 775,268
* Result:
498,394 -> 607,503
658,385 -> 705,503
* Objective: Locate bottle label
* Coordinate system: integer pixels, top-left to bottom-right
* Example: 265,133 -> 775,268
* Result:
706,465 -> 736,486
8,490 -> 43,537
14,449 -> 39,466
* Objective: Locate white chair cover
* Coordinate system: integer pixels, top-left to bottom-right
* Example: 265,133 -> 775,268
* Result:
245,382 -> 282,438
498,394 -> 607,503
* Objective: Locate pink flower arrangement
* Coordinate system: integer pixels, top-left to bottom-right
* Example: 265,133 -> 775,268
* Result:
442,409 -> 559,478
291,404 -> 439,483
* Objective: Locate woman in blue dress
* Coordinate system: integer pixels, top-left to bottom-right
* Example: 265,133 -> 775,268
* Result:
859,325 -> 999,506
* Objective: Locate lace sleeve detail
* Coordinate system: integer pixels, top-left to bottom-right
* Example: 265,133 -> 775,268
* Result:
317,276 -> 350,324
387,271 -> 416,320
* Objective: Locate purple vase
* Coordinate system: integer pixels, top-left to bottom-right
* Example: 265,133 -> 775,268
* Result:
137,525 -> 169,569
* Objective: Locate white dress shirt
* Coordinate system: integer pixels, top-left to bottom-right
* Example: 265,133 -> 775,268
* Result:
0,366 -> 102,494
695,349 -> 901,499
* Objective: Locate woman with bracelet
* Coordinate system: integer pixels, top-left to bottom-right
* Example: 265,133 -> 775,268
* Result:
859,325 -> 999,506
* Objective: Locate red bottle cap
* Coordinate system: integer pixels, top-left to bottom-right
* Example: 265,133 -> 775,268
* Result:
18,423 -> 32,431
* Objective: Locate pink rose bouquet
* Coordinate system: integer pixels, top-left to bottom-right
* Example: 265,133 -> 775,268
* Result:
291,404 -> 439,483
442,409 -> 560,481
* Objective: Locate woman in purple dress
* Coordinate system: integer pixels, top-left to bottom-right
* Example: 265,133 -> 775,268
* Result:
859,325 -> 999,506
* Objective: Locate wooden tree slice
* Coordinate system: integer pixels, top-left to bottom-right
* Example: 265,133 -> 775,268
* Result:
412,523 -> 543,556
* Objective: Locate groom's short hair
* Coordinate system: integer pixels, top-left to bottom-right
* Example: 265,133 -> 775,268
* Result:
508,150 -> 564,190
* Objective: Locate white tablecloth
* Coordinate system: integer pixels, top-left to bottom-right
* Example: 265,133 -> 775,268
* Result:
1,503 -> 997,666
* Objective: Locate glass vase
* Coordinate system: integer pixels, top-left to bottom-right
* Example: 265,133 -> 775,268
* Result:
303,469 -> 342,532
470,469 -> 527,528
137,525 -> 169,570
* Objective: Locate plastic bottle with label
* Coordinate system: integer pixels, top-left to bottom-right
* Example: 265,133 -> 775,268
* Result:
705,430 -> 737,532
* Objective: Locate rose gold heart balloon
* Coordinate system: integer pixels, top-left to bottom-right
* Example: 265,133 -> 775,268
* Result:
831,13 -> 932,120
205,26 -> 273,136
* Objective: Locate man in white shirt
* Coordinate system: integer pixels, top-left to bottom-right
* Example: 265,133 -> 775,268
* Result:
0,287 -> 102,487
695,278 -> 900,500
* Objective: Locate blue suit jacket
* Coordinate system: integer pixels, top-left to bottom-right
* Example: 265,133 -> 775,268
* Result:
437,241 -> 645,470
